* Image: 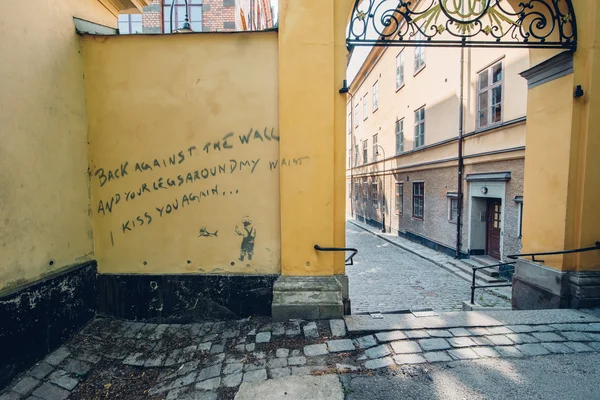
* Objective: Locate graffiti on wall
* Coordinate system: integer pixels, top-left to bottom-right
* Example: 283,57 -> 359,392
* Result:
92,127 -> 308,270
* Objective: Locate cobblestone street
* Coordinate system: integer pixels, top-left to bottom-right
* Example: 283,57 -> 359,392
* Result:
346,222 -> 510,314
3,311 -> 600,400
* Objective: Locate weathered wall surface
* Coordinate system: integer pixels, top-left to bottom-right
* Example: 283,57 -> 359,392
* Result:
82,32 -> 282,275
0,1 -> 116,293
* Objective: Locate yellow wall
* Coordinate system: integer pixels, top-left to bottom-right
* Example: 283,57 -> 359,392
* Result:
278,0 -> 351,276
0,1 -> 116,293
82,32 -> 281,275
521,0 -> 600,272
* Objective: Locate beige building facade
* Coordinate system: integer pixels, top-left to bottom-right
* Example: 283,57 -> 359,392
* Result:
347,41 -> 529,261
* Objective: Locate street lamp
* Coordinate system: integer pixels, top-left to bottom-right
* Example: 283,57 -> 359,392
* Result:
170,0 -> 193,34
376,144 -> 386,233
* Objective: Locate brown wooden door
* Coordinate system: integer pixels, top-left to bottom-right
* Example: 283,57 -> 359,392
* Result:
486,199 -> 502,259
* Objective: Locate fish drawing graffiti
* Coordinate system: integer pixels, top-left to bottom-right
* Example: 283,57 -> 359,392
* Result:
235,216 -> 256,261
198,227 -> 218,237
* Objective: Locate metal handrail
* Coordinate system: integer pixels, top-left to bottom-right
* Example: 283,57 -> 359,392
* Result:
470,261 -> 515,305
507,241 -> 600,263
470,241 -> 600,304
314,245 -> 358,266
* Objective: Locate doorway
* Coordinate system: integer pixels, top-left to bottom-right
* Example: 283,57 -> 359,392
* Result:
486,199 -> 502,260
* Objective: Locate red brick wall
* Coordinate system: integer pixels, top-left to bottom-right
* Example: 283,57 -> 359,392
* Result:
142,0 -> 236,33
142,0 -> 163,33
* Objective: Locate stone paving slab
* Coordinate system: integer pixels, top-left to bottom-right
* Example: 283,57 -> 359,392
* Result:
345,311 -> 503,333
235,374 -> 343,400
482,310 -> 600,325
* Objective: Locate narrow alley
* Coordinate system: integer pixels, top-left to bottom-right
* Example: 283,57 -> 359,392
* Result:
346,222 -> 510,314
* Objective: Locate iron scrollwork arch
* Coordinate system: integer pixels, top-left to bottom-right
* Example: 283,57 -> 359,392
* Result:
347,0 -> 577,50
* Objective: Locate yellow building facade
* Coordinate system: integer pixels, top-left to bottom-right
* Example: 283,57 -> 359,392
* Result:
1,0 -> 599,388
347,37 -> 529,261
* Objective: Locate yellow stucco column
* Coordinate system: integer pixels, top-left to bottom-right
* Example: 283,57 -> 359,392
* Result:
278,0 -> 351,277
514,0 -> 600,308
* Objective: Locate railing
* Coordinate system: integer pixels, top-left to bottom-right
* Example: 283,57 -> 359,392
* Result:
470,262 -> 515,305
470,241 -> 600,305
314,245 -> 358,266
506,241 -> 600,263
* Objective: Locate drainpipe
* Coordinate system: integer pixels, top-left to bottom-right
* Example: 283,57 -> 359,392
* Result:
456,47 -> 465,259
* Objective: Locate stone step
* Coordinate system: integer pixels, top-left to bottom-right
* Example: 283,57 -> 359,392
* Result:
446,260 -> 507,284
272,276 -> 344,321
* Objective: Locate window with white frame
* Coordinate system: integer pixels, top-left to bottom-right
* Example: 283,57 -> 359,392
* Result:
354,104 -> 359,128
414,32 -> 426,73
448,195 -> 458,223
363,94 -> 368,120
373,82 -> 379,111
363,140 -> 368,165
372,134 -> 378,158
477,61 -> 503,128
354,145 -> 359,167
414,107 -> 425,148
362,177 -> 368,204
396,51 -> 405,89
372,181 -> 378,209
395,182 -> 403,215
395,119 -> 404,154
413,182 -> 424,219
118,14 -> 142,34
515,196 -> 523,237
348,149 -> 352,168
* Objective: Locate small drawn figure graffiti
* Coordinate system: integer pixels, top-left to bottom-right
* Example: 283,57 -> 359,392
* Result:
198,227 -> 218,238
235,216 -> 256,261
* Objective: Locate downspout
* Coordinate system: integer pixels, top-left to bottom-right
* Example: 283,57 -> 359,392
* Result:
456,46 -> 465,259
348,89 -> 355,218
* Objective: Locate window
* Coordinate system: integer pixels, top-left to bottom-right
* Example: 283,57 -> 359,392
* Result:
396,51 -> 405,89
515,196 -> 524,237
449,197 -> 458,223
373,82 -> 379,111
354,145 -> 359,167
354,104 -> 359,128
372,181 -> 378,209
395,119 -> 404,154
372,134 -> 378,159
118,14 -> 142,34
477,61 -> 503,128
362,177 -> 368,204
414,32 -> 426,73
395,182 -> 403,215
347,113 -> 352,134
363,94 -> 368,120
348,149 -> 352,168
354,181 -> 359,201
363,140 -> 368,164
164,0 -> 202,33
413,182 -> 424,219
414,107 -> 425,148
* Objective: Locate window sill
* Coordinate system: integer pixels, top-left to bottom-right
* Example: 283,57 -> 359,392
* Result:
414,64 -> 426,77
449,220 -> 457,225
395,83 -> 405,93
476,121 -> 503,132
373,107 -> 379,114
412,216 -> 424,221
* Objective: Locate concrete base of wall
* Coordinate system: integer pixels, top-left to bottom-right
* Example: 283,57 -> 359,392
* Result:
0,261 -> 96,390
271,276 -> 344,321
96,274 -> 278,322
512,259 -> 600,309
